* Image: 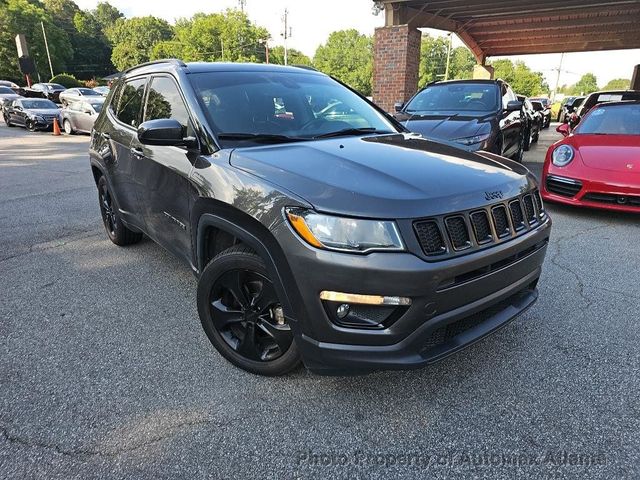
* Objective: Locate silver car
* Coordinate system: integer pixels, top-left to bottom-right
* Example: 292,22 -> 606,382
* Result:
58,87 -> 103,107
60,99 -> 104,134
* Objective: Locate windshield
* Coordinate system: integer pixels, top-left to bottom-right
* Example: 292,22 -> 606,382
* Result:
46,83 -> 65,90
190,71 -> 396,147
404,83 -> 499,113
0,86 -> 14,94
21,99 -> 58,109
575,103 -> 640,135
79,88 -> 99,95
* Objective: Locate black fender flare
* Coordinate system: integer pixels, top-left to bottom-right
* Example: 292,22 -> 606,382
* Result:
196,213 -> 304,324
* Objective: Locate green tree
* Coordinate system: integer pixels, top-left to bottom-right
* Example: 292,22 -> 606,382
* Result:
0,0 -> 72,83
92,1 -> 123,31
491,59 -> 549,96
152,10 -> 269,63
602,78 -> 630,90
268,46 -> 312,66
418,34 -> 476,87
570,73 -> 598,95
107,16 -> 173,70
313,29 -> 372,95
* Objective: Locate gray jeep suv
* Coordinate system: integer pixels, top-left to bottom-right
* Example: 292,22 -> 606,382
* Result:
89,60 -> 551,375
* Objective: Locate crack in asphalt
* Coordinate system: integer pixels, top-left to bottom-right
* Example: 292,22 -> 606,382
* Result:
0,417 -> 217,459
548,224 -> 614,309
0,229 -> 102,263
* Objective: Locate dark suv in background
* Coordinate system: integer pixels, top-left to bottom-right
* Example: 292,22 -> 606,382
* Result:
89,60 -> 551,376
393,79 -> 525,161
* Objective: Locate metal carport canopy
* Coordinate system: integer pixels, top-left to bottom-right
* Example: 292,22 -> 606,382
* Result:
379,0 -> 640,62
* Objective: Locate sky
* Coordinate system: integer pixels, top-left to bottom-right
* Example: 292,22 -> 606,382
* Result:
75,0 -> 640,89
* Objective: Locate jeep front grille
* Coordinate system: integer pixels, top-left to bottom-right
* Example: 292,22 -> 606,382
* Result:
413,220 -> 446,255
413,189 -> 546,259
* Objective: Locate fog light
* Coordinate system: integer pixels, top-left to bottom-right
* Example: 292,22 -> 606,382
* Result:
336,304 -> 350,319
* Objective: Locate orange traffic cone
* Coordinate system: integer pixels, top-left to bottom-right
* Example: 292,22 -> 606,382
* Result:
53,117 -> 61,136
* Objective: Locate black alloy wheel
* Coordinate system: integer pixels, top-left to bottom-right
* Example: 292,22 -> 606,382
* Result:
197,246 -> 300,375
97,176 -> 143,246
26,119 -> 36,131
211,269 -> 292,362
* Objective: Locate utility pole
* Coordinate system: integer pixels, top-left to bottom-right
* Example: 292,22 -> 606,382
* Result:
444,33 -> 453,81
238,0 -> 246,12
553,52 -> 565,101
41,21 -> 54,79
281,9 -> 292,66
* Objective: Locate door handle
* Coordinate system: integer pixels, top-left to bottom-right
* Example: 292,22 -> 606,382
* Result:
131,147 -> 144,158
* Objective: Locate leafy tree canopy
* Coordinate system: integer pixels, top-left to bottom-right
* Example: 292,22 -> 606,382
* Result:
602,78 -> 630,91
268,46 -> 312,67
151,10 -> 269,64
107,16 -> 173,70
568,73 -> 599,95
418,34 -> 475,87
491,59 -> 549,97
0,0 -> 72,83
313,29 -> 373,96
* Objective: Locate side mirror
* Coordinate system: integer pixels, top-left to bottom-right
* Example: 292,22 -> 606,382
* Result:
506,100 -> 523,112
394,102 -> 404,113
556,124 -> 570,137
137,119 -> 189,146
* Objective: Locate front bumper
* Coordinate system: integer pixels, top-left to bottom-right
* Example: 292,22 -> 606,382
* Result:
542,170 -> 640,214
273,217 -> 551,374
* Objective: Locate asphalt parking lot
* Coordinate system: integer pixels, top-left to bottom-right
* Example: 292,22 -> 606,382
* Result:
1,125 -> 638,479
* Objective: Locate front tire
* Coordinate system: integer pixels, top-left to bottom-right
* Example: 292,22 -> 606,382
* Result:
63,119 -> 74,135
197,245 -> 301,376
97,176 -> 142,246
26,119 -> 36,132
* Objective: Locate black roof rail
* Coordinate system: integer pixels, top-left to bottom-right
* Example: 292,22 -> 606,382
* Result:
123,58 -> 187,74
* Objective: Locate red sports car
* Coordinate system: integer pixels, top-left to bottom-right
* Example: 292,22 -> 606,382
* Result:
541,100 -> 640,213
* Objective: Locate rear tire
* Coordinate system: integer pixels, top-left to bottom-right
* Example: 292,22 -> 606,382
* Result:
197,245 -> 301,376
4,115 -> 13,127
97,176 -> 142,246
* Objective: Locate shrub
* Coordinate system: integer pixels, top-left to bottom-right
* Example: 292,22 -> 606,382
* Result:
49,73 -> 82,88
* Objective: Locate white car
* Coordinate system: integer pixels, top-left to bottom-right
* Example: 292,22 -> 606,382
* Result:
58,87 -> 103,107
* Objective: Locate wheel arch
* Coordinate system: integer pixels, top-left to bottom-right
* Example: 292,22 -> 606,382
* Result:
195,203 -> 304,322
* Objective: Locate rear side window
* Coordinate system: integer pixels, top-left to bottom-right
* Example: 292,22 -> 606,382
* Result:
116,78 -> 146,128
144,76 -> 191,130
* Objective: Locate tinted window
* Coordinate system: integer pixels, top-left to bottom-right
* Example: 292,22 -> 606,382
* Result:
91,102 -> 103,113
116,78 -> 146,128
405,83 -> 499,113
144,76 -> 190,129
0,86 -> 14,94
32,84 -> 44,91
191,71 -> 394,146
575,104 -> 640,135
78,88 -> 99,95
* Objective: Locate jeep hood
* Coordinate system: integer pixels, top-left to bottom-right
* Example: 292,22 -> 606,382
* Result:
229,134 -> 534,219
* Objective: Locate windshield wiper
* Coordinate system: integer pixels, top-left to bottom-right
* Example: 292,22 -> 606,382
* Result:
313,127 -> 394,139
216,132 -> 306,143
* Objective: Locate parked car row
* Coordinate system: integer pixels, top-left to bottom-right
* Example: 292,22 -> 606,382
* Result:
2,96 -> 105,134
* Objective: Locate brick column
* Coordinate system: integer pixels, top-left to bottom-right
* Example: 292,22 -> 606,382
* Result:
373,25 -> 421,113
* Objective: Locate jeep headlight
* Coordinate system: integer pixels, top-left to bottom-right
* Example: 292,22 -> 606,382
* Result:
552,144 -> 574,166
285,208 -> 404,253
